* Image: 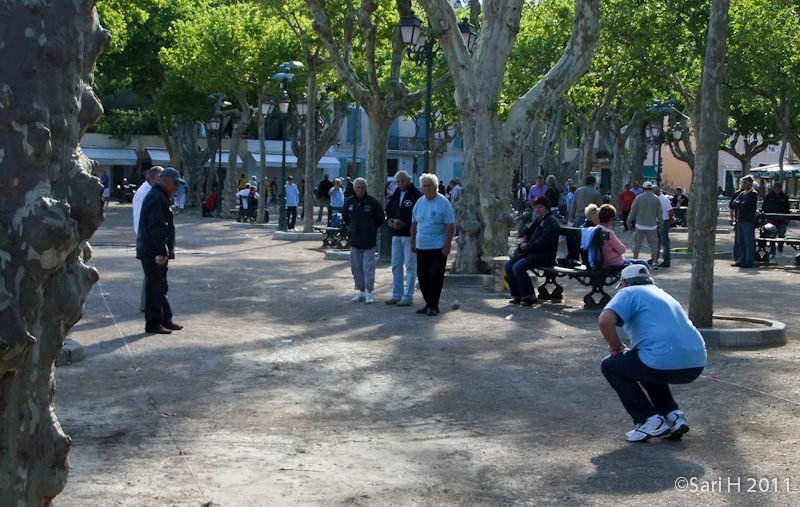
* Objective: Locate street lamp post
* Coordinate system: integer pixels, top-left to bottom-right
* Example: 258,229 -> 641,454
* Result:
272,61 -> 305,231
645,121 -> 665,186
399,11 -> 477,174
647,99 -> 683,186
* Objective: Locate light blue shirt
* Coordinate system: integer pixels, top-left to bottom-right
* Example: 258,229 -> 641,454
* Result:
285,183 -> 299,207
329,187 -> 344,207
412,193 -> 455,250
175,182 -> 186,196
605,285 -> 707,370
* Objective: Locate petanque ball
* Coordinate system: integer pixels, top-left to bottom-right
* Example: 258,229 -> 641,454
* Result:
451,301 -> 460,310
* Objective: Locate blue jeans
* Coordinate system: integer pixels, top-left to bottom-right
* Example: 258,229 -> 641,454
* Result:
768,223 -> 787,255
601,348 -> 704,424
504,256 -> 536,300
733,220 -> 755,266
391,236 -> 416,301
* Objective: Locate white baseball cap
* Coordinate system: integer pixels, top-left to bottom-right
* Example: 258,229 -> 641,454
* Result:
616,264 -> 653,288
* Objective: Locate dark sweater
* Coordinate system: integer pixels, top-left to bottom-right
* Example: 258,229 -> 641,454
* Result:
343,194 -> 385,249
136,183 -> 175,259
385,184 -> 423,237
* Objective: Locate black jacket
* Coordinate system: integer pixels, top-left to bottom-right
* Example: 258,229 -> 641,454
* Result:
761,191 -> 790,224
522,211 -> 560,267
343,194 -> 385,249
136,183 -> 175,259
317,178 -> 333,199
385,184 -> 423,237
731,189 -> 758,222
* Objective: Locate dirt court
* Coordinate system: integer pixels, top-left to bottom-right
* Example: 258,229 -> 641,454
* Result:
55,204 -> 800,506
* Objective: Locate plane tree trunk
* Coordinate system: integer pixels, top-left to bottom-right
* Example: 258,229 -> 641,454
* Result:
0,1 -> 108,505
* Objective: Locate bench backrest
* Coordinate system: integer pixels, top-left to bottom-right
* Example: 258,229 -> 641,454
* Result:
560,226 -> 608,269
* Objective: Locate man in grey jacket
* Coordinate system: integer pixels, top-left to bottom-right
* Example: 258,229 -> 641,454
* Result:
568,175 -> 603,226
627,181 -> 663,267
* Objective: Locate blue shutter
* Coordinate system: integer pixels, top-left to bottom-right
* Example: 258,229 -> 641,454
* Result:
454,134 -> 463,149
390,118 -> 400,137
338,157 -> 348,179
416,117 -> 426,139
453,161 -> 463,180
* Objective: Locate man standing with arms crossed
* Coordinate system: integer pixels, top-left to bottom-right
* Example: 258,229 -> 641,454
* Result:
137,168 -> 184,334
133,166 -> 163,312
385,171 -> 423,307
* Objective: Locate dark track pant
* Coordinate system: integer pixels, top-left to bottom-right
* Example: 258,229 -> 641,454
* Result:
141,257 -> 173,332
287,206 -> 297,228
601,348 -> 703,424
416,248 -> 447,311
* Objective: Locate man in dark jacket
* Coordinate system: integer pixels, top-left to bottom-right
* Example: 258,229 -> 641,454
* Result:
761,182 -> 790,257
343,177 -> 385,304
730,175 -> 758,268
137,168 -> 184,334
504,196 -> 560,306
316,174 -> 334,223
342,178 -> 385,304
385,171 -> 423,306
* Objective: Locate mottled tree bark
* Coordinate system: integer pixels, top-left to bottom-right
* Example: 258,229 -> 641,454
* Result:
689,0 -> 730,328
172,121 -> 209,208
0,1 -> 108,505
420,0 -> 600,272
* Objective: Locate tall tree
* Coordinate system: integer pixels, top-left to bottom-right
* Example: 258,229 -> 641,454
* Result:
417,0 -> 600,272
162,1 -> 301,218
305,0 -> 444,198
0,1 -> 107,504
689,0 -> 730,327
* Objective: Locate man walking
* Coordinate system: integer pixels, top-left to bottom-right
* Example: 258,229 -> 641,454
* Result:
730,175 -> 758,268
627,181 -> 662,267
133,166 -> 163,312
285,175 -> 300,230
317,174 -> 334,223
599,264 -> 706,442
137,168 -> 184,334
385,171 -> 423,306
654,185 -> 674,268
619,184 -> 636,231
568,176 -> 603,226
343,178 -> 385,304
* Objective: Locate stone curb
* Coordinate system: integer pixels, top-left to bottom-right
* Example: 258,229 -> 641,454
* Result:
56,339 -> 84,366
229,222 -> 277,229
699,315 -> 787,348
273,231 -> 324,241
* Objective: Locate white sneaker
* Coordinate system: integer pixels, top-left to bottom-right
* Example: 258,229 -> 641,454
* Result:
351,292 -> 366,302
625,414 -> 671,442
365,293 -> 374,304
663,410 -> 690,440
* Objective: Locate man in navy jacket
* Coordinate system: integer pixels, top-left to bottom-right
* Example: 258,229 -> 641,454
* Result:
343,178 -> 385,304
137,168 -> 184,334
385,171 -> 423,306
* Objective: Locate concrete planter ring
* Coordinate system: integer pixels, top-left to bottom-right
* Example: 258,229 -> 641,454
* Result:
698,315 -> 786,348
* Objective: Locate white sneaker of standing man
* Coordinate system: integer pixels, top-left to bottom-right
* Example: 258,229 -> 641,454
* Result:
351,292 -> 366,302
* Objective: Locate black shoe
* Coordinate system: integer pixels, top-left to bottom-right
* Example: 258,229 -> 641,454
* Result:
509,297 -> 522,304
731,263 -> 741,267
520,297 -> 537,307
146,326 -> 172,334
163,322 -> 183,331
427,308 -> 437,316
658,262 -> 671,268
741,264 -> 754,269
416,307 -> 429,314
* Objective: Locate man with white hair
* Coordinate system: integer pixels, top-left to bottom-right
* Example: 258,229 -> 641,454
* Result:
343,178 -> 385,304
385,171 -> 423,306
599,264 -> 706,442
627,181 -> 662,267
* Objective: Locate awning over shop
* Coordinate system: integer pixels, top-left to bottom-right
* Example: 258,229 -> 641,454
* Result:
204,151 -> 243,168
247,153 -> 340,170
145,148 -> 172,165
81,147 -> 138,166
750,163 -> 800,179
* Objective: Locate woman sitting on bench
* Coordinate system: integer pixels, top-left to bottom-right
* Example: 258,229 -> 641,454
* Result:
595,204 -> 647,268
505,196 -> 560,306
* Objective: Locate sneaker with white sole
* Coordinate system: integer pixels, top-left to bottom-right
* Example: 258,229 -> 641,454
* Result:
625,414 -> 671,442
662,409 -> 690,440
365,293 -> 374,304
351,292 -> 366,302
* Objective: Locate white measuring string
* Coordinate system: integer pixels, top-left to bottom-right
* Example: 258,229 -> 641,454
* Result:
91,265 -> 209,503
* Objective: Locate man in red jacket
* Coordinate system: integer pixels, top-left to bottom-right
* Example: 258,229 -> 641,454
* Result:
619,184 -> 636,231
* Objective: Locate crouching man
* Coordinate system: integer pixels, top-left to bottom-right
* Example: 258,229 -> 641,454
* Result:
598,264 -> 707,442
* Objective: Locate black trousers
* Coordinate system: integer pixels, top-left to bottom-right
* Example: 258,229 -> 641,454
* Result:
141,256 -> 173,331
416,248 -> 447,311
287,206 -> 297,228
